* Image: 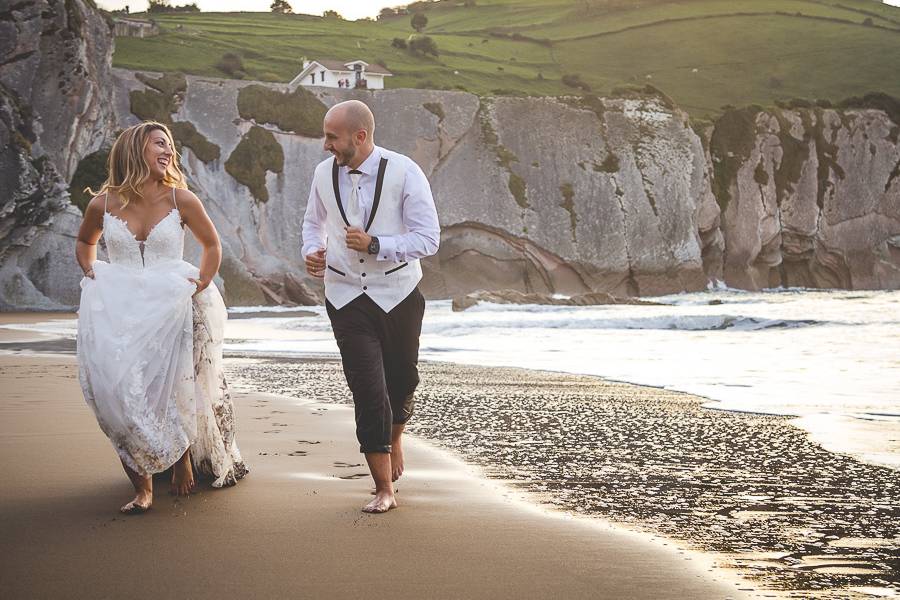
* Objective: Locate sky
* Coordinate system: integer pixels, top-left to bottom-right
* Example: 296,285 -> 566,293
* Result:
97,0 -> 900,18
96,1 -> 405,19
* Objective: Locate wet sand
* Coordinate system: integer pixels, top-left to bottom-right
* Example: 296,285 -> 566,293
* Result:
0,352 -> 750,600
0,312 -> 75,343
231,358 -> 900,600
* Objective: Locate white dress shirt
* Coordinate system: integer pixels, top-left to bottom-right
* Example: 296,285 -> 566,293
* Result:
301,146 -> 440,263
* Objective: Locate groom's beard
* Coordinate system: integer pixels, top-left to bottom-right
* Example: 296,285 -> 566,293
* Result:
333,147 -> 355,166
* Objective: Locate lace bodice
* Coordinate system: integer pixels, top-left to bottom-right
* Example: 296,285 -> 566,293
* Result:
103,207 -> 184,268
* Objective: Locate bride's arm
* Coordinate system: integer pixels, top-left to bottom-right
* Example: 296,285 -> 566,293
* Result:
177,189 -> 222,294
75,196 -> 105,278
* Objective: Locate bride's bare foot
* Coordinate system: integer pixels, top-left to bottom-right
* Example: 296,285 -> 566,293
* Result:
171,450 -> 195,496
120,489 -> 152,514
362,490 -> 397,514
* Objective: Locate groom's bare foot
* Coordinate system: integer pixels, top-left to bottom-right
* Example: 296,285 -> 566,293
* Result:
390,423 -> 406,482
390,440 -> 404,482
120,489 -> 152,514
362,491 -> 397,514
171,451 -> 195,496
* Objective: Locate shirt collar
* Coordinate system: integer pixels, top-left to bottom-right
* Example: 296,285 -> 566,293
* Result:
345,146 -> 382,177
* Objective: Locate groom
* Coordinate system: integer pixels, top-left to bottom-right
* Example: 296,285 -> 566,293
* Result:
302,100 -> 440,513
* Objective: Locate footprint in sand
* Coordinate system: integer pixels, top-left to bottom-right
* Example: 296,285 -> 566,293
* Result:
297,440 -> 321,445
338,473 -> 369,480
288,450 -> 307,457
263,430 -> 281,434
333,461 -> 363,468
270,410 -> 286,414
271,423 -> 289,427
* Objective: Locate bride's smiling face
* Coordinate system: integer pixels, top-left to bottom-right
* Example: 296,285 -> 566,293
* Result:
143,129 -> 174,181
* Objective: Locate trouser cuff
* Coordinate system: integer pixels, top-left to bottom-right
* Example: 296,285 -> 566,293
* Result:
392,392 -> 416,424
360,444 -> 391,454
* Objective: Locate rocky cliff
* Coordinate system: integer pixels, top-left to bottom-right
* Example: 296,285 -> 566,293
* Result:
107,74 -> 721,304
109,73 -> 898,305
1,1 -> 898,310
708,102 -> 900,290
0,0 -> 115,310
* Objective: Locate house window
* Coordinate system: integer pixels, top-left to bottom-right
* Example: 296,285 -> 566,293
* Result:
321,71 -> 327,83
310,73 -> 315,84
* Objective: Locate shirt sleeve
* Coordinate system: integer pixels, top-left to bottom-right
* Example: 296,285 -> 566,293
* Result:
301,176 -> 327,257
375,160 -> 441,263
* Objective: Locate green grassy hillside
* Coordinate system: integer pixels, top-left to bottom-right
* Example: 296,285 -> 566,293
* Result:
112,0 -> 900,118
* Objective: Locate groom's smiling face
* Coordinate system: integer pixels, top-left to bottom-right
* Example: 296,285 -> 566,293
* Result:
323,112 -> 364,167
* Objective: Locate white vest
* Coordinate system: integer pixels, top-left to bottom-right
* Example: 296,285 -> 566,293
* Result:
313,150 -> 423,313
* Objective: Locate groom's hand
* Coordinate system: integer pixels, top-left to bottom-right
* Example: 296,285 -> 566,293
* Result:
345,227 -> 372,252
305,249 -> 326,278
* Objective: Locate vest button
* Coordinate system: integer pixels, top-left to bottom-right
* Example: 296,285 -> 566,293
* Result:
361,273 -> 366,277
363,286 -> 368,290
359,258 -> 364,263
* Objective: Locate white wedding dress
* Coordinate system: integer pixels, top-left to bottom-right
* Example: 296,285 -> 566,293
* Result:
77,190 -> 247,487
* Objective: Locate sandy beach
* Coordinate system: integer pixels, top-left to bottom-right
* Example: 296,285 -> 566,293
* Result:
0,347 -> 754,600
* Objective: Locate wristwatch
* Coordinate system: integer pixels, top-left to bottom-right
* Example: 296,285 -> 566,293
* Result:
367,236 -> 380,255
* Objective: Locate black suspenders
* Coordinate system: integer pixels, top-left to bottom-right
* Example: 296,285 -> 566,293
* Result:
331,156 -> 389,233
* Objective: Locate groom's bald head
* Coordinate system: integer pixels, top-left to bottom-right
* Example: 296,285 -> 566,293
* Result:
325,100 -> 375,140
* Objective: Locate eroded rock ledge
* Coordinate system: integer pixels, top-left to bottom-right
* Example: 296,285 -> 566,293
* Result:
451,289 -> 663,312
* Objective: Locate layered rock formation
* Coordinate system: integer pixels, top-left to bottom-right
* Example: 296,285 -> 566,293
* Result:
108,75 -> 721,303
0,0 -> 115,309
709,103 -> 900,290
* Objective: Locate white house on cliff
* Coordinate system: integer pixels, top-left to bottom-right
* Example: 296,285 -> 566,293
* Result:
288,59 -> 393,90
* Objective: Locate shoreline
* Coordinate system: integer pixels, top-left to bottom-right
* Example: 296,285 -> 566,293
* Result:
2,315 -> 898,598
4,310 -> 898,472
224,347 -> 900,473
0,351 -> 755,600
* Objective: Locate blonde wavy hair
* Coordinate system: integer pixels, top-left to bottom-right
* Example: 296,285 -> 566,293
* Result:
88,121 -> 187,207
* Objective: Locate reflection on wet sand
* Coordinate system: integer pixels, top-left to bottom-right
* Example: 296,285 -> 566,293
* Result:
229,357 -> 900,600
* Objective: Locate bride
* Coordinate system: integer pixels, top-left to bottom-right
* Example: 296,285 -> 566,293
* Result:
75,121 -> 247,514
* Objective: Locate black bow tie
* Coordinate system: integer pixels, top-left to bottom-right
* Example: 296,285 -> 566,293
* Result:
348,169 -> 362,175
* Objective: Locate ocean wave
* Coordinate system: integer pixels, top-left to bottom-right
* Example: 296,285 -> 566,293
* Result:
422,314 -> 825,334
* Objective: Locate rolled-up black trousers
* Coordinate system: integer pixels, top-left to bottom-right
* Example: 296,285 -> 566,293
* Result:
325,288 -> 425,453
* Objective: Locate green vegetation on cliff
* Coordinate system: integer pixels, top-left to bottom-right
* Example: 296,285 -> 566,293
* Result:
423,102 -> 446,121
129,72 -> 221,162
130,87 -> 178,123
236,85 -> 327,137
113,0 -> 900,118
477,98 -> 528,209
224,126 -> 284,202
709,105 -> 763,210
170,121 -> 221,162
559,182 -> 577,240
69,148 -> 110,213
135,72 -> 186,98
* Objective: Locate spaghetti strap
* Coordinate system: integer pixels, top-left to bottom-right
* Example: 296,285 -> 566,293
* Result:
172,187 -> 178,210
103,192 -> 109,213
